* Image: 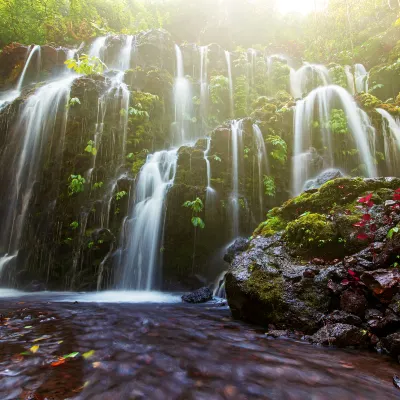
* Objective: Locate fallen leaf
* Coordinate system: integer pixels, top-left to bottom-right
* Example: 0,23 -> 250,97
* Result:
30,345 -> 40,353
51,358 -> 66,367
33,335 -> 51,342
63,352 -> 79,359
83,350 -> 95,359
24,326 -> 33,329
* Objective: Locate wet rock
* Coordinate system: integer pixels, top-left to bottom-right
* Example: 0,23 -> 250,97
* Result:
340,289 -> 367,317
181,287 -> 213,303
303,169 -> 344,191
324,310 -> 362,326
23,280 -> 46,292
266,330 -> 288,338
361,269 -> 400,302
223,238 -> 250,263
381,332 -> 400,356
310,324 -> 368,347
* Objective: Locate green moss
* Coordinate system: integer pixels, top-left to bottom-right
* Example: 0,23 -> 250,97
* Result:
254,216 -> 287,237
132,158 -> 146,175
285,213 -> 336,253
356,92 -> 382,109
244,268 -> 285,318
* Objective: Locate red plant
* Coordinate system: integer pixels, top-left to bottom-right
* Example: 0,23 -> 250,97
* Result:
353,192 -> 375,241
341,269 -> 364,287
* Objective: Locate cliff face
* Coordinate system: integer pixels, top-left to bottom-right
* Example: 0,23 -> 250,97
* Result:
0,29 -> 399,291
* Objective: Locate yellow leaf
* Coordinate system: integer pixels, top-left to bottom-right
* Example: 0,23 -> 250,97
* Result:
30,345 -> 39,353
92,361 -> 101,368
83,350 -> 95,359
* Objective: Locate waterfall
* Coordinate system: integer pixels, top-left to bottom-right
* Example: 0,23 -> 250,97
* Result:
253,124 -> 269,217
230,120 -> 243,237
354,64 -> 369,93
345,65 -> 355,95
89,36 -> 107,61
376,108 -> 400,176
199,45 -> 209,129
173,45 -> 192,145
0,76 -> 76,276
225,51 -> 234,118
213,270 -> 227,298
248,48 -> 257,88
292,85 -> 377,195
119,35 -> 134,71
16,45 -> 41,91
290,64 -> 330,99
0,45 -> 41,110
118,150 -> 178,290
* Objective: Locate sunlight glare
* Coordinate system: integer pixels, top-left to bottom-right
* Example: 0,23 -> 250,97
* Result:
278,0 -> 328,14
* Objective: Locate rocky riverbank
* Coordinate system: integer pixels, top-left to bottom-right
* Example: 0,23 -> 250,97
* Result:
225,176 -> 400,359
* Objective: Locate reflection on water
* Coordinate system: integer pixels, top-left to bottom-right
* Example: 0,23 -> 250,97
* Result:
0,295 -> 398,399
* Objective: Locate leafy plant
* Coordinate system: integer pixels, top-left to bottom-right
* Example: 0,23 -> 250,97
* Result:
68,175 -> 85,196
388,227 -> 399,239
213,155 -> 222,162
84,140 -> 97,156
266,135 -> 287,164
70,221 -> 79,230
115,191 -> 127,201
93,182 -> 103,190
263,176 -> 276,197
183,197 -> 205,229
326,109 -> 349,135
68,97 -> 81,108
65,54 -> 106,75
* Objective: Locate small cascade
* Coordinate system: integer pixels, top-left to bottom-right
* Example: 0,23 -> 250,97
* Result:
225,51 -> 234,118
204,137 -> 217,219
0,75 -> 76,274
89,36 -> 108,60
354,64 -> 369,93
248,48 -> 257,88
290,64 -> 330,99
376,108 -> 400,175
173,45 -> 193,145
118,149 -> 178,290
0,45 -> 41,110
199,45 -> 209,130
344,65 -> 355,95
213,270 -> 227,298
119,35 -> 134,71
253,124 -> 269,217
292,85 -> 377,195
16,45 -> 41,91
230,120 -> 244,237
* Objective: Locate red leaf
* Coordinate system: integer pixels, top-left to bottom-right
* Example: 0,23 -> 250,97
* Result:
366,200 -> 374,208
357,233 -> 369,241
394,188 -> 400,193
348,269 -> 357,277
362,214 -> 371,221
393,194 -> 400,201
358,193 -> 373,204
341,279 -> 350,285
369,224 -> 377,232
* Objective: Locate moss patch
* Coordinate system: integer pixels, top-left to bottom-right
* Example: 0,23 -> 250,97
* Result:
253,216 -> 287,237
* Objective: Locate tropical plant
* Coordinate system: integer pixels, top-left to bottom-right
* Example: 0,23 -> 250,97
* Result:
266,135 -> 287,164
115,191 -> 128,201
84,140 -> 97,156
263,176 -> 276,197
65,55 -> 106,75
68,174 -> 85,196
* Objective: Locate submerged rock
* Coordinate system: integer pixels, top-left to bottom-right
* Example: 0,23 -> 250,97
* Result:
181,287 -> 213,303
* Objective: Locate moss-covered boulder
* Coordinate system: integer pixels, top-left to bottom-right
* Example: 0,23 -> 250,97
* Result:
225,176 -> 400,354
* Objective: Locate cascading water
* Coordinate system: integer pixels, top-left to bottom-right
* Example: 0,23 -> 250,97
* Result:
213,270 -> 227,298
117,150 -> 178,290
376,108 -> 400,176
89,36 -> 108,60
344,65 -> 355,95
225,51 -> 234,118
230,120 -> 243,237
0,45 -> 41,110
199,45 -> 209,130
0,75 -> 76,277
253,124 -> 269,217
119,35 -> 134,71
290,64 -> 330,99
354,64 -> 369,93
292,85 -> 377,195
173,45 -> 193,145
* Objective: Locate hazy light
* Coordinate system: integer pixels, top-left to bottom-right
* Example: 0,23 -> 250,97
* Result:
278,0 -> 328,14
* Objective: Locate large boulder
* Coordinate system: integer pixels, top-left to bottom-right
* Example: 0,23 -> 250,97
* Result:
310,324 -> 369,347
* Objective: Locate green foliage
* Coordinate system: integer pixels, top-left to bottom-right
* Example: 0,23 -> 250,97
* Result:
266,135 -> 287,164
93,182 -> 103,190
213,155 -> 222,162
68,97 -> 81,108
263,176 -> 276,197
183,197 -> 205,229
68,175 -> 85,196
84,140 -> 97,156
243,147 -> 250,159
329,65 -> 348,88
65,55 -> 106,75
70,221 -> 79,230
115,191 -> 127,201
234,75 -> 249,118
326,109 -> 349,135
387,226 -> 399,239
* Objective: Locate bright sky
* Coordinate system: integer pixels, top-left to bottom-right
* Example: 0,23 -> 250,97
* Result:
277,0 -> 329,14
